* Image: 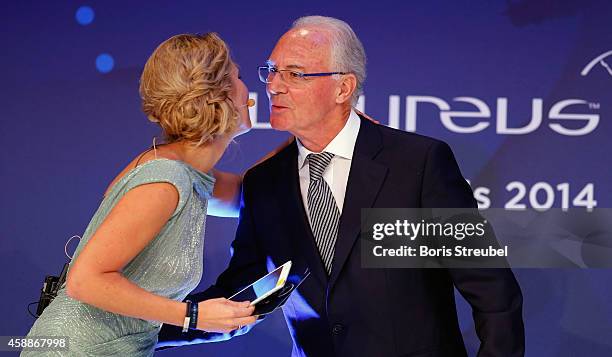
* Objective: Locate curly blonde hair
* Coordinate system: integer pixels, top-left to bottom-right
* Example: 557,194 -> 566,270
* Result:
139,33 -> 238,146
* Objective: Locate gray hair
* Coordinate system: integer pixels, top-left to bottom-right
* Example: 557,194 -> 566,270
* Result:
292,16 -> 366,105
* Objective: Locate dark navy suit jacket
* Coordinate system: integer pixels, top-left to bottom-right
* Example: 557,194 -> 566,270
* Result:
157,117 -> 525,357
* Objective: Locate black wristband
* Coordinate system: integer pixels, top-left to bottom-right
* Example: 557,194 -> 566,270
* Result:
188,300 -> 198,330
182,300 -> 192,332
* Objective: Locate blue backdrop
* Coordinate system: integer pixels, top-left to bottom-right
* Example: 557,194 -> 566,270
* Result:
1,0 -> 611,356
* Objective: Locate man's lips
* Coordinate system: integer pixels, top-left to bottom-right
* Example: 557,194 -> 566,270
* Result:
271,104 -> 289,109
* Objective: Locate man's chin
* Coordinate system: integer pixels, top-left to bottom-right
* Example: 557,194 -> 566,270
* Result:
270,117 -> 290,132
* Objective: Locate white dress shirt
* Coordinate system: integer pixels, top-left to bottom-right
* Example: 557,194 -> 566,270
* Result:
297,110 -> 361,223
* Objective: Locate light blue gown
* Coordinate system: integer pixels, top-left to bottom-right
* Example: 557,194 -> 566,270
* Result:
22,159 -> 215,356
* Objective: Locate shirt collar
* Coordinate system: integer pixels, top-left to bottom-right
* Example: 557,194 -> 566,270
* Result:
297,109 -> 361,169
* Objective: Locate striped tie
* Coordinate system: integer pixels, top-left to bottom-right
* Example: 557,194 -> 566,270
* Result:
307,152 -> 340,275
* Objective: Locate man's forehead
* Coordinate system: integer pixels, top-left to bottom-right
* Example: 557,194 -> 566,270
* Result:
286,27 -> 331,44
268,27 -> 331,68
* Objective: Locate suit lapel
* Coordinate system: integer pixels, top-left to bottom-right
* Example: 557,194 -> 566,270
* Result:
329,118 -> 388,289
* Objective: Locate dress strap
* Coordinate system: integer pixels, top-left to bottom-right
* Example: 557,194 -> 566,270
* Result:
133,136 -> 158,167
153,137 -> 158,159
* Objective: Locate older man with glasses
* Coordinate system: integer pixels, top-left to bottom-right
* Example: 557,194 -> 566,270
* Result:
158,15 -> 524,357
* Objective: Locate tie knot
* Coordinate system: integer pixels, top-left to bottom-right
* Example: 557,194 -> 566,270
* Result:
307,152 -> 334,181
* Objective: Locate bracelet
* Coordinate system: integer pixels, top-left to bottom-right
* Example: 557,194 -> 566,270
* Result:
189,300 -> 198,330
182,300 -> 192,332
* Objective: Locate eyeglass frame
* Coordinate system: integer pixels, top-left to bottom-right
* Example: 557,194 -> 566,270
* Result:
258,65 -> 348,84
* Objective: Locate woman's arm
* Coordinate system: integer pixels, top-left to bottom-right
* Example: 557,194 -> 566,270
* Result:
66,182 -> 256,332
208,136 -> 296,218
208,170 -> 243,218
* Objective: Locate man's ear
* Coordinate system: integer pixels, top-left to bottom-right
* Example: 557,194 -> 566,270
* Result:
335,73 -> 357,104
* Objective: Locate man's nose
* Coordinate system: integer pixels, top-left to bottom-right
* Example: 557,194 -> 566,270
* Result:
267,72 -> 288,95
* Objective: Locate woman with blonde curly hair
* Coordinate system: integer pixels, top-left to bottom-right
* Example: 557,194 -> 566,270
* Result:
22,33 -> 259,356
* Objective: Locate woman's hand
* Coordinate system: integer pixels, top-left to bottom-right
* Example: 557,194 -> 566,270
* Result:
196,298 -> 257,333
353,108 -> 379,124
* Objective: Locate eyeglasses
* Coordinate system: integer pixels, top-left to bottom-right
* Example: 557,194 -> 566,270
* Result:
258,66 -> 347,86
